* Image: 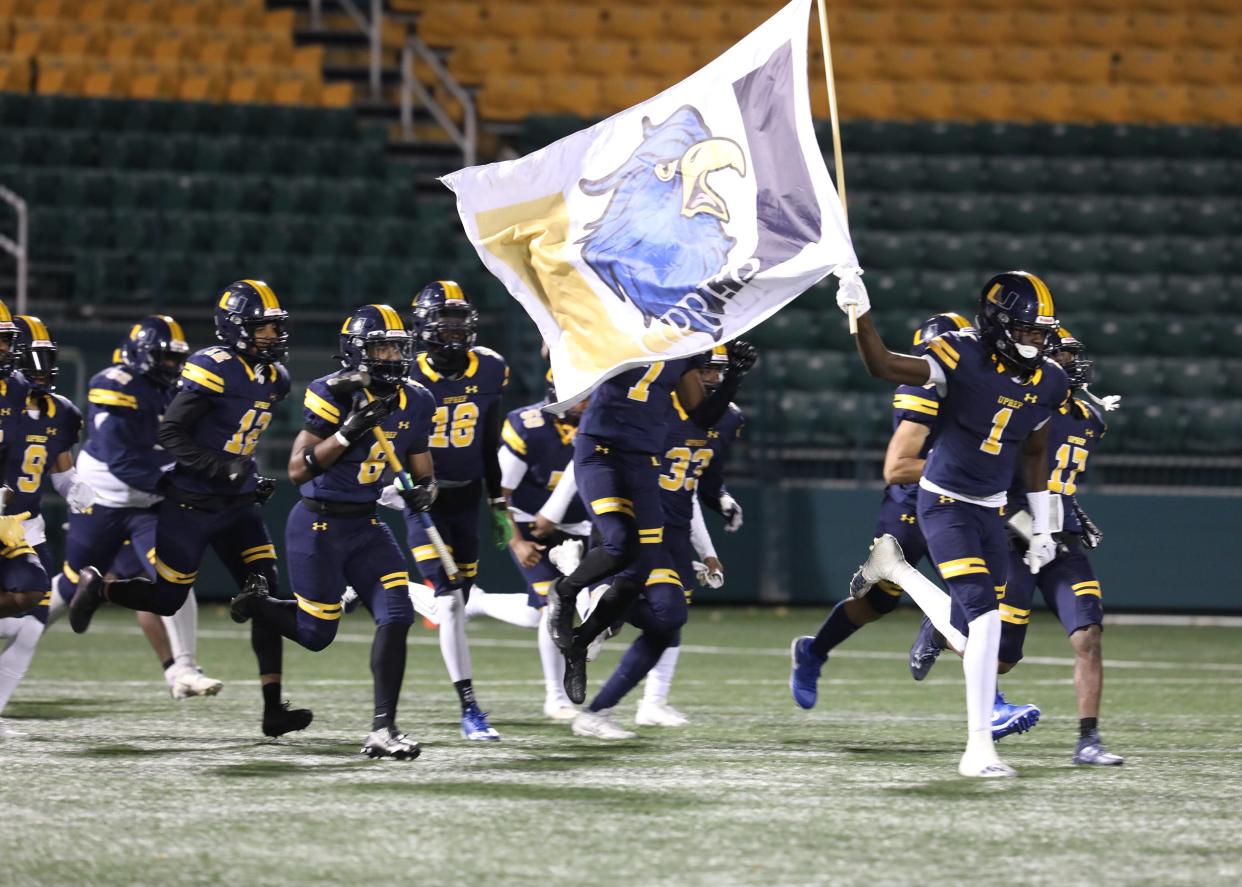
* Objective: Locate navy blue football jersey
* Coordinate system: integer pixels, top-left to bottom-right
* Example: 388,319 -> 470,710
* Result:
659,396 -> 744,527
3,390 -> 82,518
578,357 -> 702,454
500,400 -> 587,524
885,383 -> 942,508
409,346 -> 508,483
1008,396 -> 1107,534
922,331 -> 1069,499
300,371 -> 435,504
169,346 -> 290,496
0,372 -> 32,455
83,363 -> 175,494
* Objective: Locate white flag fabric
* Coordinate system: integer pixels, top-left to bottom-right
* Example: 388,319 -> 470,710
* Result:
441,0 -> 855,407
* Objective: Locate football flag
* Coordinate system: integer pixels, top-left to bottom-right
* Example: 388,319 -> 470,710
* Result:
441,0 -> 855,406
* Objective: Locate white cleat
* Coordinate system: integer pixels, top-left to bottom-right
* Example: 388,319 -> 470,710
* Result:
958,748 -> 1018,778
571,708 -> 637,740
635,698 -> 689,727
543,700 -> 579,721
549,539 -> 584,577
848,534 -> 908,599
170,669 -> 224,700
408,582 -> 440,625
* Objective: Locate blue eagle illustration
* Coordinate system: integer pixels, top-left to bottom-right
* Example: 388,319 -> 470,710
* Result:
577,106 -> 746,331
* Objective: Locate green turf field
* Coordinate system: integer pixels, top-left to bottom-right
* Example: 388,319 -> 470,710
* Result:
3,606 -> 1240,886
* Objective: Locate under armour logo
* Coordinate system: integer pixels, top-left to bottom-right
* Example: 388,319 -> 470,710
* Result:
465,385 -> 479,394
0,408 -> 9,416
1024,393 -> 1038,403
398,420 -> 410,429
312,521 -> 328,531
900,514 -> 916,524
707,429 -> 720,439
46,427 -> 57,435
939,496 -> 953,504
595,444 -> 610,454
1086,429 -> 1095,437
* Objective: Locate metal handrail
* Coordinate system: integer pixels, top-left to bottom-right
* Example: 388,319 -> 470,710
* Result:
308,0 -> 384,99
0,183 -> 28,313
400,35 -> 477,168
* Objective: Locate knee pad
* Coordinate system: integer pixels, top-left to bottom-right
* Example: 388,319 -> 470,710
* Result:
864,580 -> 903,615
297,614 -> 339,652
949,578 -> 996,624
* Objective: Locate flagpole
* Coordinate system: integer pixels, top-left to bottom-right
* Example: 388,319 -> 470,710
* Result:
814,0 -> 855,334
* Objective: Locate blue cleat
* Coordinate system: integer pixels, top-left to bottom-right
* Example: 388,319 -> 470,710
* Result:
908,617 -> 945,682
992,691 -> 1040,741
789,636 -> 827,710
461,704 -> 501,741
1073,730 -> 1123,766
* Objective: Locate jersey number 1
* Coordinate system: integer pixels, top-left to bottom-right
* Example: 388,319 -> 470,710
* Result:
979,408 -> 1012,456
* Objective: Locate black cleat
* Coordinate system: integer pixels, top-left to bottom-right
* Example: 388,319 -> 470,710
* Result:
361,726 -> 422,760
229,573 -> 271,624
563,644 -> 588,705
544,578 -> 576,655
262,701 -> 313,738
68,566 -> 105,635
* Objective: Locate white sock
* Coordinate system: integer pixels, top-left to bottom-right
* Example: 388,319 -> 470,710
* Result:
890,561 -> 968,651
46,574 -> 70,626
437,590 -> 473,683
162,591 -> 198,670
537,613 -> 569,706
643,645 -> 681,703
963,609 -> 1001,746
0,616 -> 45,714
408,582 -> 439,624
467,589 -> 541,629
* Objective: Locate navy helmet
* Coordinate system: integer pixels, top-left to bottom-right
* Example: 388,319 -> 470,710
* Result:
977,271 -> 1059,375
214,279 -> 289,364
1051,326 -> 1092,390
12,315 -> 58,391
410,280 -> 478,360
545,368 -> 587,423
121,314 -> 190,387
339,304 -> 413,391
0,299 -> 16,379
911,311 -> 972,356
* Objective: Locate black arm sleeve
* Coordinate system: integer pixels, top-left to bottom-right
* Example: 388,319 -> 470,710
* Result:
482,400 -> 503,503
686,371 -> 742,430
157,389 -> 232,480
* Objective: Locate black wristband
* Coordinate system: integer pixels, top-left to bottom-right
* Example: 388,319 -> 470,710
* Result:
303,445 -> 326,478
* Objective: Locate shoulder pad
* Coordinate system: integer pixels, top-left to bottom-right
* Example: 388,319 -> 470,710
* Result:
181,350 -> 230,394
472,346 -> 506,366
92,365 -> 136,391
199,346 -> 233,364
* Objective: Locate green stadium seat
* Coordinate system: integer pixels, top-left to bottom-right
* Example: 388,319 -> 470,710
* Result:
25,96 -> 87,130
112,172 -> 165,210
1099,274 -> 1164,313
162,175 -> 215,213
1103,356 -> 1163,398
1167,275 -> 1225,314
973,123 -> 1034,156
269,178 -> 315,215
915,270 -> 978,316
1076,313 -> 1148,355
1160,358 -> 1226,399
983,157 -> 1049,194
775,392 -> 822,447
1178,198 -> 1237,236
1109,159 -> 1169,196
1212,318 -> 1242,358
1165,238 -> 1232,275
1151,126 -> 1220,159
1092,125 -> 1159,159
1046,273 -> 1107,314
1053,197 -> 1113,234
113,211 -> 165,253
868,270 -> 920,310
985,234 -> 1048,270
1175,161 -> 1235,197
0,93 -> 30,127
1183,400 -> 1242,455
1107,237 -> 1167,274
749,310 -> 820,350
63,209 -> 113,252
194,136 -> 248,174
1112,198 -> 1175,235
855,232 -> 923,270
923,156 -> 985,193
1044,234 -> 1106,273
988,195 -> 1052,233
854,156 -> 925,192
1146,316 -> 1213,357
912,122 -> 978,155
1116,399 -> 1185,454
872,193 -> 940,231
1045,158 -> 1107,195
933,195 -> 996,233
1028,123 -> 1096,157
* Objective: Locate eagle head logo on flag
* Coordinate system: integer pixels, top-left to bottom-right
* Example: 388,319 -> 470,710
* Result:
441,0 -> 856,408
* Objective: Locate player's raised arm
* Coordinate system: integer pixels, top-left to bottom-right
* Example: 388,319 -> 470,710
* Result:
835,269 -> 932,387
882,420 -> 932,486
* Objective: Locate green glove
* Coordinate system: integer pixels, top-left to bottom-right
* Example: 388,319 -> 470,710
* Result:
490,500 -> 513,550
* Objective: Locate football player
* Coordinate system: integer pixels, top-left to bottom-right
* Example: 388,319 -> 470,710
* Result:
403,281 -> 507,741
835,269 -> 1068,777
67,281 -> 306,738
232,304 -> 435,759
0,316 -> 94,726
913,328 -> 1122,766
45,316 -> 223,699
790,312 -> 1040,741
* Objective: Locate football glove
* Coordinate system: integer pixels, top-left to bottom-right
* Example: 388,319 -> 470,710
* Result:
0,512 -> 31,548
1024,533 -> 1057,574
1075,503 -> 1103,549
719,493 -> 743,533
693,560 -> 724,589
834,265 -> 870,319
726,339 -> 758,377
255,474 -> 277,506
399,478 -> 437,513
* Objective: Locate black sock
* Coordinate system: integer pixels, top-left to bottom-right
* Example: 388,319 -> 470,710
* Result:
454,678 -> 477,713
1079,717 -> 1098,738
371,623 -> 409,730
261,681 -> 282,711
251,620 -> 284,677
103,577 -> 164,612
251,597 -> 300,642
161,657 -> 175,671
560,546 -> 628,596
809,600 -> 861,659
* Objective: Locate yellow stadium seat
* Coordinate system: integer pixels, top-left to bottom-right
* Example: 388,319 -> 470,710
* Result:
901,11 -> 955,45
1009,11 -> 1074,47
832,80 -> 898,121
694,38 -> 732,68
76,0 -> 125,22
255,9 -> 296,36
477,74 -> 542,122
290,45 -> 324,76
320,80 -> 353,108
1048,47 -> 1113,84
127,60 -> 182,100
169,2 -> 212,28
935,46 -> 994,83
487,5 -> 541,40
954,82 -> 1015,122
273,74 -> 322,107
446,38 -> 514,85
216,5 -> 269,31
196,35 -> 238,66
511,38 -> 574,75
105,24 -> 157,62
418,2 -> 485,46
178,62 -> 229,102
540,4 -> 603,41
1126,84 -> 1193,124
543,73 -> 602,117
1186,14 -> 1242,51
1133,0 -> 1188,11
722,6 -> 769,38
952,11 -> 1015,43
1071,84 -> 1129,123
1190,85 -> 1242,125
1197,0 -> 1240,12
832,44 -> 881,81
120,0 -> 161,24
0,52 -> 32,91
1116,49 -> 1177,85
1176,49 -> 1239,87
993,47 -> 1055,84
1010,82 -> 1075,123
151,32 -> 193,63
664,7 -> 729,43
836,10 -> 898,45
875,45 -> 938,82
227,68 -> 276,104
632,41 -> 696,80
606,7 -> 662,41
0,28 -> 10,53
12,18 -> 68,56
1069,12 -> 1128,48
18,0 -> 69,21
36,55 -> 86,95
606,75 -> 663,114
1129,13 -> 1190,48
80,59 -> 127,98
58,21 -> 108,56
573,39 -> 635,78
894,81 -> 956,121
